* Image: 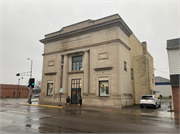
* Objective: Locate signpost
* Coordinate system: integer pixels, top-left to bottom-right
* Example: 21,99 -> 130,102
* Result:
58,88 -> 63,106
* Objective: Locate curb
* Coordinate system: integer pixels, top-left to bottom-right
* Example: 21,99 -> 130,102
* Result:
19,103 -> 62,109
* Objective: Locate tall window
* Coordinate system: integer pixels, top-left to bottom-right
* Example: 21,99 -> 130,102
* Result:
13,92 -> 15,97
124,61 -> 127,71
131,69 -> 133,79
99,81 -> 109,97
47,83 -> 53,96
72,56 -> 82,71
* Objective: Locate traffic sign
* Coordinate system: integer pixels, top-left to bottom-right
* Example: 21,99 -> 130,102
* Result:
59,88 -> 63,93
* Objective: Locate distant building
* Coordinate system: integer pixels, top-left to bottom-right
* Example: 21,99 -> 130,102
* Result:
32,87 -> 41,95
167,38 -> 180,113
0,84 -> 29,98
39,14 -> 155,108
155,76 -> 172,97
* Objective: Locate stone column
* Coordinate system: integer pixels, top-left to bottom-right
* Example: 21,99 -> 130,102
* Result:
62,54 -> 68,93
55,54 -> 62,94
84,51 -> 89,95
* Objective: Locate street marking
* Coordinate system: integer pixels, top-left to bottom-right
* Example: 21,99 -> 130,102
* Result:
19,103 -> 62,109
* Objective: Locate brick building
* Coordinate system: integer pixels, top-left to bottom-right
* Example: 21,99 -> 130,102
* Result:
0,84 -> 29,98
39,14 -> 155,107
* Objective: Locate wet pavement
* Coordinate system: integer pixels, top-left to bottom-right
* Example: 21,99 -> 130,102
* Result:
0,98 -> 179,133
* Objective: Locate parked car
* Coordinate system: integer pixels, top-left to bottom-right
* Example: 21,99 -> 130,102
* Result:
34,94 -> 39,97
140,95 -> 161,109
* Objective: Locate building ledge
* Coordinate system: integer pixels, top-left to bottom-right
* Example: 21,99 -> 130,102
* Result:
44,72 -> 57,75
94,67 -> 113,71
68,70 -> 84,74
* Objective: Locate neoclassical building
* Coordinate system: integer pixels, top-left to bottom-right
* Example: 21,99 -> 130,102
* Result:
39,14 -> 155,108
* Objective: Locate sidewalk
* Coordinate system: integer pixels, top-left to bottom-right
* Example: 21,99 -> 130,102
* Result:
19,101 -> 179,120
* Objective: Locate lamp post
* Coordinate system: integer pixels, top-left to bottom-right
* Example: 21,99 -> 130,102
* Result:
27,58 -> 33,78
61,61 -> 64,87
17,77 -> 23,99
27,58 -> 33,104
59,61 -> 64,106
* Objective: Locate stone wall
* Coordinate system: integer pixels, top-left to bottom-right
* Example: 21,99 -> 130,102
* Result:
133,55 -> 150,104
129,34 -> 155,104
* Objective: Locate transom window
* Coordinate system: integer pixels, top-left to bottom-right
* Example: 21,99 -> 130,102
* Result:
72,79 -> 82,89
72,56 -> 82,71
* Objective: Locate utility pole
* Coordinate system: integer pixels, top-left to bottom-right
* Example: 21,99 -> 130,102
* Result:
27,58 -> 33,104
17,77 -> 23,99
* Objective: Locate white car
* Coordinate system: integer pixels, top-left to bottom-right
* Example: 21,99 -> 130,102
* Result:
140,95 -> 161,109
34,94 -> 39,97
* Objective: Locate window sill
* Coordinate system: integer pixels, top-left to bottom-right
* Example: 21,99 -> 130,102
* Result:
94,67 -> 113,71
68,70 -> 84,74
46,95 -> 53,97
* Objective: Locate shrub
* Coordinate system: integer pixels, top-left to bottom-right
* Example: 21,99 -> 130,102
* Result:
159,94 -> 162,98
169,95 -> 172,98
6,96 -> 10,98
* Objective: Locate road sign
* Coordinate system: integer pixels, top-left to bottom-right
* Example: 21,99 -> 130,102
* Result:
59,88 -> 63,93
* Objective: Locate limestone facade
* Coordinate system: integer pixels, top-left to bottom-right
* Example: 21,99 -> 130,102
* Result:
39,14 -> 155,108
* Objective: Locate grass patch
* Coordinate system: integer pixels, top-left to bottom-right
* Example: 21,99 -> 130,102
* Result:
167,109 -> 174,112
31,100 -> 39,102
161,97 -> 172,99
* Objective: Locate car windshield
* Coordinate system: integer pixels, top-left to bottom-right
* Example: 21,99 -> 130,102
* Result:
141,96 -> 153,99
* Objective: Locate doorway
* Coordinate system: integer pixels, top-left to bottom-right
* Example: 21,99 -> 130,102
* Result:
71,79 -> 82,104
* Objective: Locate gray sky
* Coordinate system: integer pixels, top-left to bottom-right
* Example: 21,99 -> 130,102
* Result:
1,0 -> 179,85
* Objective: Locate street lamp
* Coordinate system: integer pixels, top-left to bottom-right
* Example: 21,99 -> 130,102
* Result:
61,61 -> 64,88
27,58 -> 33,78
17,77 -> 23,99
58,61 -> 64,106
27,58 -> 33,104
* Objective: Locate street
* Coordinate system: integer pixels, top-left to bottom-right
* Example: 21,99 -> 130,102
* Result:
0,99 -> 179,133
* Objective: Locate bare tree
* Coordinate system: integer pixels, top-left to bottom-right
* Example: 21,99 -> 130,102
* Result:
35,80 -> 41,89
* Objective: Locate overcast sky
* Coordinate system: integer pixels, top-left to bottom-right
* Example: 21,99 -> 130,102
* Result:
1,0 -> 179,86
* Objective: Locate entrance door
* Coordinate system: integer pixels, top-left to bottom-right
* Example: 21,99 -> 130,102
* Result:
71,79 -> 82,104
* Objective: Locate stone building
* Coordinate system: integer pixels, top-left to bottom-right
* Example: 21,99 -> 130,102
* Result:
39,14 -> 155,108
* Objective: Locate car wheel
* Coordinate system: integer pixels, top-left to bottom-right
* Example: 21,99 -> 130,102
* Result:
154,103 -> 157,109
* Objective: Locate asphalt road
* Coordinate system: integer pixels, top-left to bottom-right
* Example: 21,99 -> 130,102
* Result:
0,99 -> 179,133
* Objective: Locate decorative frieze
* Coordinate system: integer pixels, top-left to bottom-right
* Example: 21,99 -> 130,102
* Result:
60,37 -> 92,50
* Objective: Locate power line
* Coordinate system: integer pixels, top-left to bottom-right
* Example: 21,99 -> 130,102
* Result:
154,69 -> 169,75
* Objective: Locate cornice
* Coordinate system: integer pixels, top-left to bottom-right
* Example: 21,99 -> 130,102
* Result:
42,39 -> 131,56
40,18 -> 133,44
